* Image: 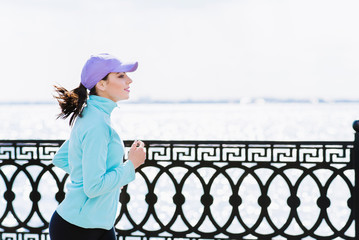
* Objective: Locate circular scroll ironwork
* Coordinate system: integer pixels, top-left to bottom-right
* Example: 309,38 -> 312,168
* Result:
0,140 -> 355,240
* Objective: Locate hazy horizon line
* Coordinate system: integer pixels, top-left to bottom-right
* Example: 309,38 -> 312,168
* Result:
1,97 -> 359,105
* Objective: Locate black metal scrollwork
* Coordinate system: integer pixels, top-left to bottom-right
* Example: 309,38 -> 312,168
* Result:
0,140 -> 356,240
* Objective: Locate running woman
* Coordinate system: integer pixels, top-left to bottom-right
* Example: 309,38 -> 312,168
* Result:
49,53 -> 146,240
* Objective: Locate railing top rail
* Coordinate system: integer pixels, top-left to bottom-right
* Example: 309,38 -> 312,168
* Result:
0,139 -> 353,145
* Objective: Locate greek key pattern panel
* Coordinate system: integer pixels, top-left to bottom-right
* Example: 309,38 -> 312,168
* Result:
143,141 -> 353,163
0,140 -> 355,240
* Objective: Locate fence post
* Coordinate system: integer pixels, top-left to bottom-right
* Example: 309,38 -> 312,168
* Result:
353,120 -> 359,238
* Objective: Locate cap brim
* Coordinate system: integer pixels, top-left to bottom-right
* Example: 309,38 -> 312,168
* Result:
112,62 -> 138,73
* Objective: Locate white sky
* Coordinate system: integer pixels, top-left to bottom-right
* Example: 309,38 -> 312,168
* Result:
0,0 -> 358,102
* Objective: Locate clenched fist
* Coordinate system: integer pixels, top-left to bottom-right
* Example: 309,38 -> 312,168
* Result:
128,140 -> 146,169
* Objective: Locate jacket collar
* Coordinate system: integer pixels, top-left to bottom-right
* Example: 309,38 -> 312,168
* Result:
87,95 -> 118,115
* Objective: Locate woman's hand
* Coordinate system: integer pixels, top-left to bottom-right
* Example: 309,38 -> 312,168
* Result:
128,140 -> 146,169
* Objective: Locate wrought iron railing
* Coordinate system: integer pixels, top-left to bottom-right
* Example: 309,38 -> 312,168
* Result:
1,121 -> 359,240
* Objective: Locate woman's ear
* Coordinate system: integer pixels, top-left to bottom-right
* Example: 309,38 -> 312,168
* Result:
95,80 -> 107,92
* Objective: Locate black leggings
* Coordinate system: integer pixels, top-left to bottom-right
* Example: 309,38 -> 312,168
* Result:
49,211 -> 116,240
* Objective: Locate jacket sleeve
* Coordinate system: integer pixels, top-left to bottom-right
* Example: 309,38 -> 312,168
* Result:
81,124 -> 135,198
53,140 -> 71,174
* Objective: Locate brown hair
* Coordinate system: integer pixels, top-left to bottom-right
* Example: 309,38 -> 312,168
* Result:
53,83 -> 88,126
54,74 -> 109,126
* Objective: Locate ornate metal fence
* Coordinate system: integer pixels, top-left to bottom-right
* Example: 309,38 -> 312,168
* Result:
0,122 -> 358,240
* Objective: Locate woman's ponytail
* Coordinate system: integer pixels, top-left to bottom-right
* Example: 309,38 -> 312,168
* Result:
53,83 -> 88,126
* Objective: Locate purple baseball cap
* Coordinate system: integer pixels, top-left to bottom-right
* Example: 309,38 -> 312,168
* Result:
81,53 -> 138,89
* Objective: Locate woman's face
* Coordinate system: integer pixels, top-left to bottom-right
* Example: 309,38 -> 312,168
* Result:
99,72 -> 133,102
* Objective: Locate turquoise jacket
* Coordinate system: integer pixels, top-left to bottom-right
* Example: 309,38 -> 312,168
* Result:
52,95 -> 135,230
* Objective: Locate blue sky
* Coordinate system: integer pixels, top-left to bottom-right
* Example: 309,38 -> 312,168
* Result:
0,0 -> 358,102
